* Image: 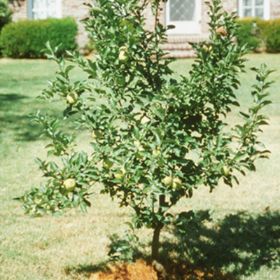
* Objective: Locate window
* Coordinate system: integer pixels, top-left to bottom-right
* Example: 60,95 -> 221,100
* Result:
29,0 -> 61,19
238,0 -> 270,19
169,0 -> 196,22
166,0 -> 201,34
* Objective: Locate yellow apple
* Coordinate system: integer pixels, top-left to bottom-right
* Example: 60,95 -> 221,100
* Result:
202,44 -> 213,52
222,165 -> 230,176
216,26 -> 228,36
162,176 -> 173,187
202,44 -> 209,52
63,178 -> 76,191
91,130 -> 103,140
91,131 -> 96,139
152,148 -> 161,157
172,177 -> 182,188
66,92 -> 78,105
114,168 -> 126,180
119,46 -> 128,61
103,159 -> 113,169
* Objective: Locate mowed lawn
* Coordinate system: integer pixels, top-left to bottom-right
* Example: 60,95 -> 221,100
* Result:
0,55 -> 279,280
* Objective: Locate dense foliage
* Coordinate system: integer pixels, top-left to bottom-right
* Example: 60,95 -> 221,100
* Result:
237,18 -> 280,53
263,19 -> 280,53
21,0 -> 272,260
0,0 -> 11,30
0,17 -> 77,58
236,18 -> 262,51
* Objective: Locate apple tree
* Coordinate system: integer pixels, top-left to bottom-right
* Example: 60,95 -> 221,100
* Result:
20,0 -> 272,260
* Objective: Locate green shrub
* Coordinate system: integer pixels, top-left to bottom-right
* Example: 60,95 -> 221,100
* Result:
236,18 -> 263,52
261,19 -> 280,53
0,0 -> 11,30
237,18 -> 280,53
0,17 -> 78,58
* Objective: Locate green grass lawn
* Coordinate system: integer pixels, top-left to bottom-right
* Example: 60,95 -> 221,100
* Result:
0,55 -> 279,280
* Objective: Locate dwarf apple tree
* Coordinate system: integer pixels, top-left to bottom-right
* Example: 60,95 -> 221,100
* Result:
21,0 -> 272,260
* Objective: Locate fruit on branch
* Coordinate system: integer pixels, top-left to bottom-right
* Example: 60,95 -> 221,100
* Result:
63,178 -> 77,192
114,168 -> 126,180
91,130 -> 103,141
222,165 -> 231,177
216,26 -> 228,36
119,46 -> 128,61
66,92 -> 78,105
162,176 -> 182,188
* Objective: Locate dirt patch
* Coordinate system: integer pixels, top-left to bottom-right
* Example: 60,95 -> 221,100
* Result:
88,259 -> 234,280
89,260 -> 157,280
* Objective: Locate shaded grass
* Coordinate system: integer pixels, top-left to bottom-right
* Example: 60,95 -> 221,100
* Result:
162,210 -> 280,279
0,55 -> 280,280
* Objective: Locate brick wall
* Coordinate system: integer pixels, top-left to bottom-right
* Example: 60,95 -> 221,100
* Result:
61,0 -> 89,48
9,1 -> 27,21
271,0 -> 280,19
223,0 -> 238,12
144,1 -> 165,31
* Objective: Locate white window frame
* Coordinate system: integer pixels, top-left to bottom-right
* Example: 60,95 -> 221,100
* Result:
55,0 -> 62,18
32,0 -> 62,20
166,0 -> 202,35
238,0 -> 270,20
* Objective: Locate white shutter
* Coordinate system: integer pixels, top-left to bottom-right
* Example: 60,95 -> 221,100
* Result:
32,0 -> 62,19
33,0 -> 48,19
46,0 -> 62,18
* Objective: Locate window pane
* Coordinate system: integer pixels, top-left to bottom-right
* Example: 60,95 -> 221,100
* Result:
170,0 -> 196,21
255,0 -> 264,6
33,0 -> 48,19
243,7 -> 253,17
244,0 -> 252,6
255,7 -> 264,18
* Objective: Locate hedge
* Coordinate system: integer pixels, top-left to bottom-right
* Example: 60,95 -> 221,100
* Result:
0,17 -> 78,58
261,19 -> 280,53
236,18 -> 280,53
236,18 -> 263,52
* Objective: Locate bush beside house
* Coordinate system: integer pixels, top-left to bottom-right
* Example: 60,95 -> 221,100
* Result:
0,17 -> 77,58
262,19 -> 280,53
236,18 -> 263,52
237,18 -> 280,53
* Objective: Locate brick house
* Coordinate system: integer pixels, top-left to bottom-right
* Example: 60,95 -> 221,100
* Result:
10,1 -> 280,56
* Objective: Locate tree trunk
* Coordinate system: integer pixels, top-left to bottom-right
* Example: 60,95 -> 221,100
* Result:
151,195 -> 165,260
151,223 -> 162,260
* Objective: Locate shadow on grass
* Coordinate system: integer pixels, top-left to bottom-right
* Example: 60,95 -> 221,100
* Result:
66,210 -> 280,280
0,92 -> 43,141
0,92 -> 71,142
0,93 -> 29,104
160,210 -> 280,279
0,114 -> 44,142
